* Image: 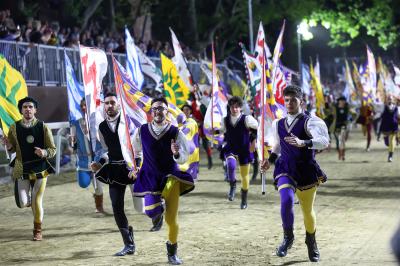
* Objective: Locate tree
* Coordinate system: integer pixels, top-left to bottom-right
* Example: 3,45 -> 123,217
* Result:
305,0 -> 399,50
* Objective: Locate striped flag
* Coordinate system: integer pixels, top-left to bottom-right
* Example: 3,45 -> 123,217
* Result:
343,60 -> 357,104
65,52 -> 84,122
125,27 -> 145,91
203,44 -> 227,146
113,56 -> 196,174
271,20 -> 285,96
0,54 -> 28,135
161,53 -> 190,108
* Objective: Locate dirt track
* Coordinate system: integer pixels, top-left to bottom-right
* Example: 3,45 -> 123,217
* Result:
0,128 -> 399,265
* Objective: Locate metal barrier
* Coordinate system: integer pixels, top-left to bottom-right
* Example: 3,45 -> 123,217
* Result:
47,122 -> 73,175
0,40 -> 232,88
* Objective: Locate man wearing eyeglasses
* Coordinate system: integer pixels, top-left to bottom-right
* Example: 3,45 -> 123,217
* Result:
133,97 -> 195,265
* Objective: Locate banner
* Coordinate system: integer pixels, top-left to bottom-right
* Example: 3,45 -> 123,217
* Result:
0,54 -> 28,135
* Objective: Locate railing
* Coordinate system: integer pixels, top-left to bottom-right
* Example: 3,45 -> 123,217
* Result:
0,39 -> 233,87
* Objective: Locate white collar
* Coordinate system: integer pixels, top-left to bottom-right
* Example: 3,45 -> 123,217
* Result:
287,109 -> 302,120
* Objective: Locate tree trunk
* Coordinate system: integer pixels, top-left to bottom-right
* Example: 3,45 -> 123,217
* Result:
109,0 -> 116,32
188,0 -> 199,50
80,0 -> 104,33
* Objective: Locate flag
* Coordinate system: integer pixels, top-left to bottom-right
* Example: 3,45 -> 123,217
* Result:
343,60 -> 357,104
0,54 -> 28,135
199,59 -> 213,84
136,45 -> 163,91
351,61 -> 364,104
113,56 -> 191,171
203,44 -> 228,145
359,62 -> 372,104
271,20 -> 286,96
302,63 -> 311,96
65,52 -> 84,122
226,68 -> 247,97
79,45 -> 108,151
170,28 -> 194,91
255,22 -> 272,60
310,58 -> 325,118
240,44 -> 262,98
113,57 -> 186,128
125,27 -> 145,91
178,117 -> 199,179
161,53 -> 190,108
366,46 -> 377,101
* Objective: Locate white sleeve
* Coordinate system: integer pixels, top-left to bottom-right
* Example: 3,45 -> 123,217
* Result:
306,116 -> 330,150
271,119 -> 281,154
245,115 -> 259,130
132,128 -> 142,159
174,130 -> 189,164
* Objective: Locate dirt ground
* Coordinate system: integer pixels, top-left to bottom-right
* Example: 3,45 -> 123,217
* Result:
0,128 -> 399,266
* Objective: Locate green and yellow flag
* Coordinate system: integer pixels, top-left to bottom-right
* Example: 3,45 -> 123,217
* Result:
0,54 -> 28,135
161,53 -> 189,108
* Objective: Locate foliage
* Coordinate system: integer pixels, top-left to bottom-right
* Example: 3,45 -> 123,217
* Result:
306,0 -> 398,49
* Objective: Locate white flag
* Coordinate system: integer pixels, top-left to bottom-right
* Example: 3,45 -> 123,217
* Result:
79,45 -> 108,151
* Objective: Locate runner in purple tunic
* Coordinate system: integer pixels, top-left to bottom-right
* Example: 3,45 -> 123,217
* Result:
379,95 -> 399,162
133,97 -> 194,265
261,85 -> 329,262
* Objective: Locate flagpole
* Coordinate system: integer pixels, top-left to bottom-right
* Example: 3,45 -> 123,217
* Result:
261,46 -> 266,195
210,42 -> 215,148
78,43 -> 97,190
111,54 -> 137,172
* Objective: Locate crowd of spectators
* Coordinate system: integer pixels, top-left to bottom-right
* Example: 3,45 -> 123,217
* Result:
0,9 -> 197,60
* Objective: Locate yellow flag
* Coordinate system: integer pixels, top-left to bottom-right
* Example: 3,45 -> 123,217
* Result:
160,53 -> 189,108
0,54 -> 28,135
309,61 -> 325,119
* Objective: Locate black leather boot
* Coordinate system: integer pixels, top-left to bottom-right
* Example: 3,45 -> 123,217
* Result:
114,226 -> 135,256
276,228 -> 294,257
240,189 -> 248,209
207,156 -> 213,169
150,213 -> 164,232
305,231 -> 320,262
228,181 -> 236,201
166,241 -> 183,265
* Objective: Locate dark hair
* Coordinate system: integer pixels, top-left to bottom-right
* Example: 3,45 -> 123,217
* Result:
337,96 -> 347,102
18,97 -> 38,112
228,96 -> 243,107
151,97 -> 168,107
283,85 -> 303,99
104,92 -> 117,99
181,104 -> 192,111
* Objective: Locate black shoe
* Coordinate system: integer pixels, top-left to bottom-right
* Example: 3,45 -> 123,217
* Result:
228,181 -> 236,201
166,241 -> 183,265
276,228 -> 294,257
305,231 -> 320,262
150,214 -> 163,232
240,189 -> 248,209
115,226 -> 135,256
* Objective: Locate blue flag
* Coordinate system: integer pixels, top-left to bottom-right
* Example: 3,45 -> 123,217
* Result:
65,52 -> 84,122
125,27 -> 145,90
